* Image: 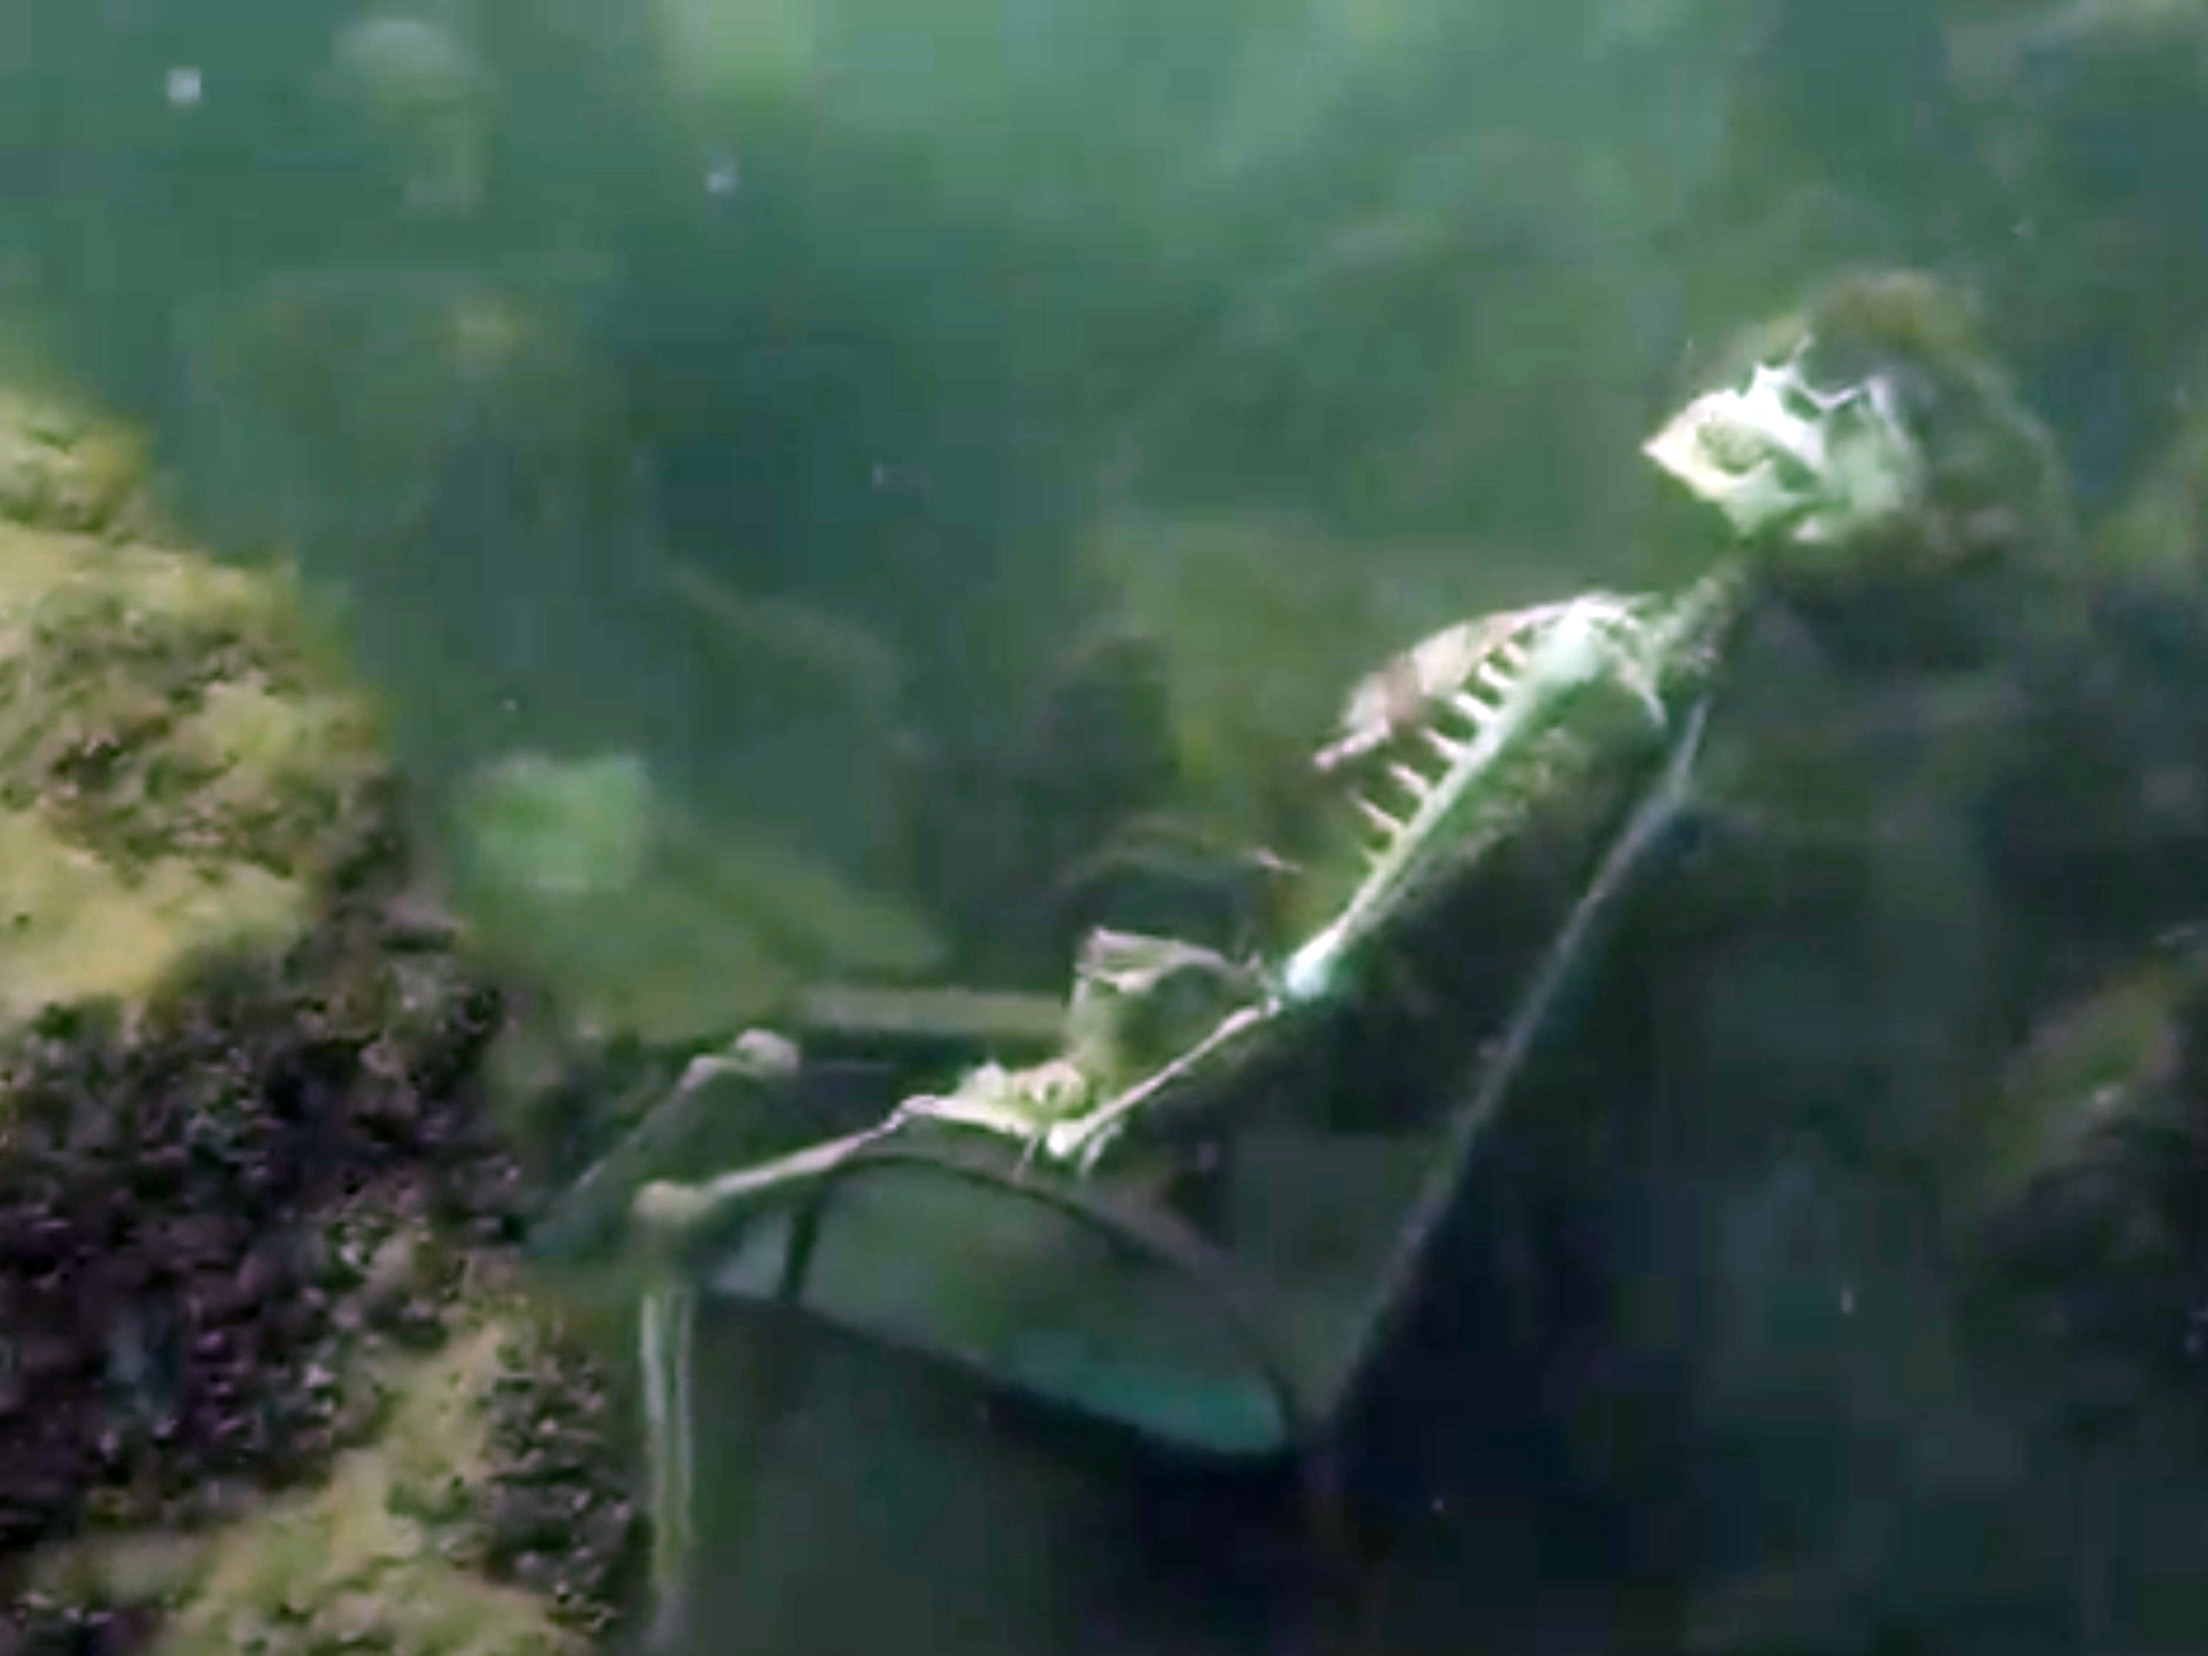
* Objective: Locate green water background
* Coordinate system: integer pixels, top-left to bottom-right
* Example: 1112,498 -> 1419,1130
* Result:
7,1 -> 2208,1650
1,0 -> 2072,1002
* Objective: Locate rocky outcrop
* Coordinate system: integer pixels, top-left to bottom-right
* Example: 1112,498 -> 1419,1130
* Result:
0,387 -> 635,1653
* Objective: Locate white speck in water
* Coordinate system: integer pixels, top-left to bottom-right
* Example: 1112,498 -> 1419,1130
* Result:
1839,1284 -> 1856,1316
870,461 -> 889,489
166,66 -> 202,108
705,156 -> 739,197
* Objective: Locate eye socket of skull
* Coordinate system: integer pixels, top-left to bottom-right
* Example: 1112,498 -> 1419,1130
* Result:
1696,412 -> 1767,473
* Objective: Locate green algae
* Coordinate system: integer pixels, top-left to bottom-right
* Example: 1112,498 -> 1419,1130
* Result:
0,389 -> 394,1044
152,1325 -> 580,1656
0,808 -> 304,1026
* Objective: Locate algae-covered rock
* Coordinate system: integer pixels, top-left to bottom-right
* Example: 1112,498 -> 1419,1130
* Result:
0,523 -> 388,1034
150,1326 -> 574,1656
30,1297 -> 636,1656
0,382 -> 391,1029
0,383 -> 397,1034
2094,412 -> 2208,587
0,385 -> 159,540
2090,329 -> 2208,590
0,381 -> 638,1653
1966,946 -> 2208,1375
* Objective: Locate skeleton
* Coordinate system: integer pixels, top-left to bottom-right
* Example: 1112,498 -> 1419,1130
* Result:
1282,582 -> 1730,1006
599,339 -> 1931,1642
620,337 -> 1926,1208
1641,337 -> 1922,546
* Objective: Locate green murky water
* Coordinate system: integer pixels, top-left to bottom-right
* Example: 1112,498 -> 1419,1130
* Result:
16,0 -> 2208,1650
